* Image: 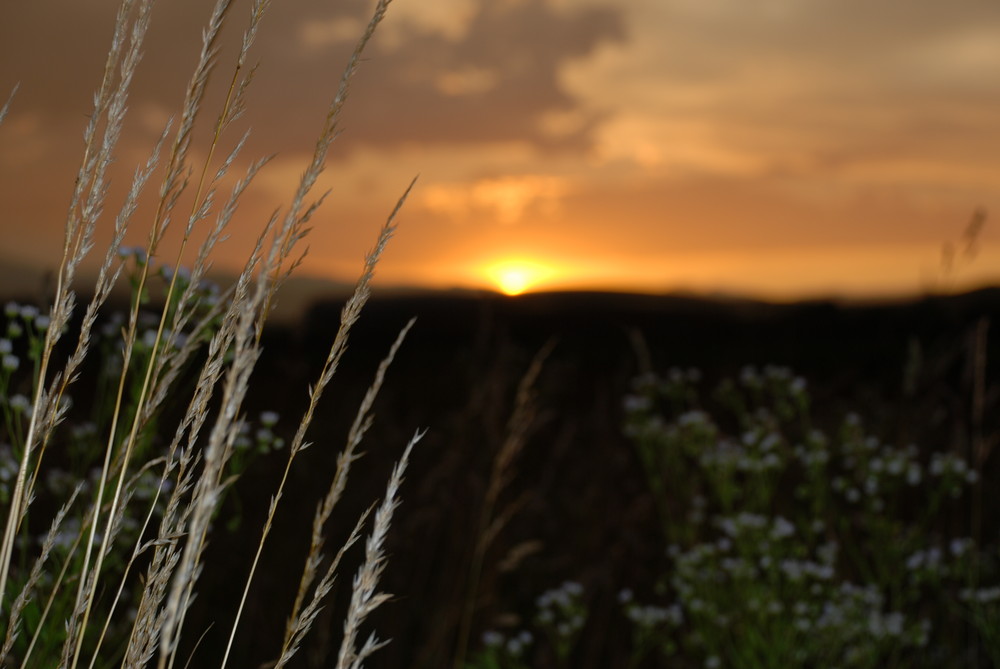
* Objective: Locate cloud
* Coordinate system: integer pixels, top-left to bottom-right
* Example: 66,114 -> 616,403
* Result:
422,174 -> 571,224
299,16 -> 367,52
433,66 -> 500,97
562,0 -> 1000,183
303,0 -> 628,153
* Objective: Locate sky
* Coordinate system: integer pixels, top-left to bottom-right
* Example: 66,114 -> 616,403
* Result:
2,0 -> 1000,301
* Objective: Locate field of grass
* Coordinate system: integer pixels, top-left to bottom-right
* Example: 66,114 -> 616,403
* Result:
2,1 -> 1000,668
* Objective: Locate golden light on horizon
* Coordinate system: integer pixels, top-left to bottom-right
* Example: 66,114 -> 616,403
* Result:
487,260 -> 553,295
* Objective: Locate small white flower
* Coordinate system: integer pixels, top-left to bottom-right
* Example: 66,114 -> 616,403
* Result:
623,394 -> 651,412
0,339 -> 10,354
71,422 -> 97,439
678,410 -> 709,427
771,516 -> 795,540
174,331 -> 190,349
18,305 -> 38,321
780,559 -> 802,581
505,630 -> 532,656
2,354 -> 19,371
482,630 -> 503,647
884,612 -> 904,636
9,394 -> 31,415
260,410 -> 280,427
760,433 -> 781,452
950,538 -> 973,557
118,246 -> 147,263
3,302 -> 18,318
762,453 -> 781,469
164,264 -> 192,282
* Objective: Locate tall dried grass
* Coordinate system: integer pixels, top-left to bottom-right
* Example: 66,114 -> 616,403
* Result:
0,0 -> 420,667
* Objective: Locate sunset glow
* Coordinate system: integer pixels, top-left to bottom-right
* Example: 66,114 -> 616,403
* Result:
487,260 -> 553,296
2,2 -> 1000,304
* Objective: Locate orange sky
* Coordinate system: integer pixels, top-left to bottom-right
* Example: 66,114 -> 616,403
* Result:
2,0 -> 1000,301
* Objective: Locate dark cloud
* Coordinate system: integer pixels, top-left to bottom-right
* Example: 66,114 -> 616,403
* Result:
250,0 -> 627,155
0,0 -> 625,159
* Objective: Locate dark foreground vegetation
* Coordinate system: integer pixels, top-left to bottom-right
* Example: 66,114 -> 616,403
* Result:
201,288 -> 1000,667
5,285 -> 1000,667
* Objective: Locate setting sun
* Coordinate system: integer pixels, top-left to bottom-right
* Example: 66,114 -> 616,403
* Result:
487,260 -> 553,295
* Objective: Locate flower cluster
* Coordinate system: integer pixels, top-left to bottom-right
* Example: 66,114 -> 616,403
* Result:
534,580 -> 586,660
618,364 -> 989,667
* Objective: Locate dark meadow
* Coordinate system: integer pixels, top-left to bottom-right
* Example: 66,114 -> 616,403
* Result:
168,287 -> 1000,667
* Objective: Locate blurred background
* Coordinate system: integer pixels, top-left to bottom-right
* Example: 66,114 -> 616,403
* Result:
2,0 -> 1000,307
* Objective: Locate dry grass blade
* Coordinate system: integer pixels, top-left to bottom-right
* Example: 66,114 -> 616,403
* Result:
453,340 -> 555,669
2,0 -> 417,664
221,181 -> 416,666
0,483 -> 82,665
27,113 -> 171,512
273,508 -> 372,669
0,0 -> 153,610
258,0 -> 396,324
279,317 -> 417,661
335,430 -> 423,669
0,85 -> 17,126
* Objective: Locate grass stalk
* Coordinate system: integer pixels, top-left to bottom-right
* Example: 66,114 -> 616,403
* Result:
1,0 -> 416,665
0,0 -> 149,612
335,430 -> 422,669
220,196 -> 416,668
453,341 -> 554,669
276,314 -> 417,665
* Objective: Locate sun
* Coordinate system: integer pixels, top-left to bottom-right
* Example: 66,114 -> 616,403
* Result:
487,260 -> 552,296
